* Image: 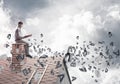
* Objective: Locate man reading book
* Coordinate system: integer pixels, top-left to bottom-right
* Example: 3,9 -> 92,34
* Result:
15,21 -> 32,58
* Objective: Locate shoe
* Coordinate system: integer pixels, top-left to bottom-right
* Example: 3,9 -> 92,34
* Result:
26,55 -> 32,58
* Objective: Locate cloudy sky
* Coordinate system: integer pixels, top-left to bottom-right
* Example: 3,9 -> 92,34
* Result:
1,0 -> 120,84
0,0 -> 120,51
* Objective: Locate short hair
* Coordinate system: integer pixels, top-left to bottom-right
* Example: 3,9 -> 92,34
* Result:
18,21 -> 23,25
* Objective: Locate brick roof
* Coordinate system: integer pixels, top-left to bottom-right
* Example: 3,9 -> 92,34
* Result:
0,56 -> 63,84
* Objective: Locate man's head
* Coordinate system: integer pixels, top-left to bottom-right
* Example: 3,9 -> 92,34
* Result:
18,21 -> 23,28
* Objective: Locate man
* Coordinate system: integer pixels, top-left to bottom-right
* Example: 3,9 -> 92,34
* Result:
15,21 -> 32,58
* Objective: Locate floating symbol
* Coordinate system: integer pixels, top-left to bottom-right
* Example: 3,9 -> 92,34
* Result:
57,74 -> 64,82
7,34 -> 11,39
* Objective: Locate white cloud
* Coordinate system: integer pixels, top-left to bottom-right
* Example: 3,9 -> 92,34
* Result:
1,0 -> 120,56
24,7 -> 103,51
107,5 -> 120,20
0,0 -> 13,56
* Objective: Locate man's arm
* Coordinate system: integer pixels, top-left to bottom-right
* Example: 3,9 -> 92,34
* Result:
24,34 -> 32,38
15,29 -> 32,41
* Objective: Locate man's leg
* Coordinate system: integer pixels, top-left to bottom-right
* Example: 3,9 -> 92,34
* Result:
23,41 -> 29,56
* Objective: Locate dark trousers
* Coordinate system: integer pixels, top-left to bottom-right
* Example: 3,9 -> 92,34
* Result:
16,40 -> 29,55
